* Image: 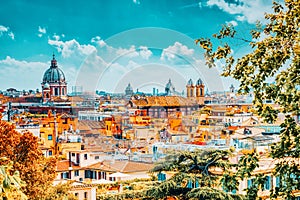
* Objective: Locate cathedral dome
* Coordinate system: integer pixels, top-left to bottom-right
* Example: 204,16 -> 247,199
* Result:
42,55 -> 66,83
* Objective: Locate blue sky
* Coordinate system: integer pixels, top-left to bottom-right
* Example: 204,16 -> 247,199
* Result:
0,0 -> 274,93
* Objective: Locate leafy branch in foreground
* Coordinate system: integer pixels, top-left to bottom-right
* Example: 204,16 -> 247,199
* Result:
197,0 -> 299,199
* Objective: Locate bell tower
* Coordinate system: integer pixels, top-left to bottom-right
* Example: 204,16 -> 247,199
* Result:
196,78 -> 205,104
186,79 -> 194,98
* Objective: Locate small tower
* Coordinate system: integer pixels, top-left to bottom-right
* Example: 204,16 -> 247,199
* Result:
195,78 -> 205,104
42,83 -> 51,103
186,79 -> 194,98
195,78 -> 204,97
230,84 -> 235,93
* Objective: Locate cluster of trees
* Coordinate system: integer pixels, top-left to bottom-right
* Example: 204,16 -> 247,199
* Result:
0,120 -> 74,200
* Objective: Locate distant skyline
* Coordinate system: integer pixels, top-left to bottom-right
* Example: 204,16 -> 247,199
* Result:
0,0 -> 274,93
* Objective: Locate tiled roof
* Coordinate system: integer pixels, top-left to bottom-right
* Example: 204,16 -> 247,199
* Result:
78,120 -> 105,131
60,113 -> 76,119
131,96 -> 197,107
56,160 -> 81,171
104,160 -> 154,173
84,160 -> 153,173
85,162 -> 117,172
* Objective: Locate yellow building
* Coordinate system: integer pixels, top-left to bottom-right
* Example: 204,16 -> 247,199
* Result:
39,112 -> 81,156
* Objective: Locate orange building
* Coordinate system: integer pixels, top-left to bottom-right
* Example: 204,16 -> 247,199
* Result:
39,111 -> 80,156
129,109 -> 151,126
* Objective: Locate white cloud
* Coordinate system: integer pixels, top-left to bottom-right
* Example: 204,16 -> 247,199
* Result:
37,26 -> 46,37
0,25 -> 8,32
133,0 -> 140,5
139,46 -> 152,60
115,45 -> 152,60
116,45 -> 139,58
91,36 -> 106,47
0,25 -> 14,40
160,42 -> 194,61
226,20 -> 238,27
48,38 -> 97,58
52,34 -> 60,41
0,56 -> 47,90
236,15 -> 245,21
38,26 -> 46,34
206,0 -> 273,24
8,32 -> 14,40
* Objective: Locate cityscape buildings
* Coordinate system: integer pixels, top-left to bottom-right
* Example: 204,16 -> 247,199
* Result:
0,1 -> 299,199
0,52 -> 297,199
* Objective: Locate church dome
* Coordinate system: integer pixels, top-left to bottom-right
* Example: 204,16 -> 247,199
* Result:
126,83 -> 133,91
42,55 -> 66,83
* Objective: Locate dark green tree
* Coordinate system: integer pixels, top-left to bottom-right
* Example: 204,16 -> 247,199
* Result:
143,149 -> 244,200
196,0 -> 299,199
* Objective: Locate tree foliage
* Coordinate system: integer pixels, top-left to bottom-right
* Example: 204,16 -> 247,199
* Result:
144,149 -> 243,200
0,120 -> 57,199
0,159 -> 27,200
196,0 -> 299,199
42,182 -> 77,200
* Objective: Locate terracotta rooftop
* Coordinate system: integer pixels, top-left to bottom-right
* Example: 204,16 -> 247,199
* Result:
85,162 -> 117,172
60,113 -> 77,119
104,160 -> 154,173
131,96 -> 197,107
56,160 -> 81,171
78,120 -> 105,131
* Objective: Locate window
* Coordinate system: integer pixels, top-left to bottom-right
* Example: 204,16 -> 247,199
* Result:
61,172 -> 69,179
109,177 -> 116,181
95,156 -> 99,160
49,150 -> 52,156
48,134 -> 53,140
84,170 -> 91,178
84,192 -> 87,199
157,172 -> 166,181
275,176 -> 280,187
84,154 -> 88,160
98,171 -> 106,179
187,180 -> 199,188
54,88 -> 59,96
75,193 -> 78,197
74,170 -> 79,176
264,176 -> 271,190
247,179 -> 253,188
72,153 -> 75,157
